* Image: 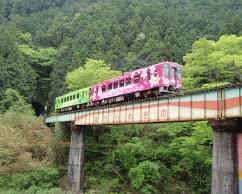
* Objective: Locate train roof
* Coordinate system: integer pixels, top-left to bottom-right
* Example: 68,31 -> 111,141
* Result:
56,86 -> 90,99
92,61 -> 181,86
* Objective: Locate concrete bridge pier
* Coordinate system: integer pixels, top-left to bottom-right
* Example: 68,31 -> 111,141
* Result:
67,124 -> 86,194
211,119 -> 241,194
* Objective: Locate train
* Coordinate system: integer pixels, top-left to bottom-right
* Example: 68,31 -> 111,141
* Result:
55,61 -> 182,112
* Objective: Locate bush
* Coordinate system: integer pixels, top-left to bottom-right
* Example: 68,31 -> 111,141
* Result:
11,167 -> 59,190
0,188 -> 72,194
0,176 -> 10,189
86,178 -> 122,194
0,110 -> 59,175
0,88 -> 34,116
111,141 -> 154,174
128,161 -> 161,194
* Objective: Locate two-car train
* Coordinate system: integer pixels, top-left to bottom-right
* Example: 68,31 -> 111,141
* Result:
55,61 -> 182,112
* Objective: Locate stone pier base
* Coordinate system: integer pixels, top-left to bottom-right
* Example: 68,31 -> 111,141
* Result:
211,119 -> 241,194
67,125 -> 86,194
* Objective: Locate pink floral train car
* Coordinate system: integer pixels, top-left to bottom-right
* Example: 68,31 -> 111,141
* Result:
91,62 -> 182,104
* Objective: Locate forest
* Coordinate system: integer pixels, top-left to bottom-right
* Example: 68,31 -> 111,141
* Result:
0,0 -> 241,193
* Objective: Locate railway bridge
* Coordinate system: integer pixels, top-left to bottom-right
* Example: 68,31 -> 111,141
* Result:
45,83 -> 242,194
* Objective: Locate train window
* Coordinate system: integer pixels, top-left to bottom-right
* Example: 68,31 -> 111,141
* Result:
154,68 -> 158,77
73,95 -> 75,100
77,94 -> 79,98
177,68 -> 182,79
113,82 -> 118,89
108,83 -> 112,90
147,69 -> 151,80
64,98 -> 66,102
70,96 -> 72,100
67,96 -> 70,101
102,85 -> 106,92
170,68 -> 175,78
174,68 -> 179,80
134,74 -> 141,83
119,80 -> 125,87
164,64 -> 170,77
126,78 -> 131,85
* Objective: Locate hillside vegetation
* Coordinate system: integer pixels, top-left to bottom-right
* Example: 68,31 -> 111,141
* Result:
0,0 -> 241,193
0,0 -> 241,112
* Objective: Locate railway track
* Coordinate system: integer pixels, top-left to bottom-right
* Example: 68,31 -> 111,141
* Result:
50,82 -> 242,116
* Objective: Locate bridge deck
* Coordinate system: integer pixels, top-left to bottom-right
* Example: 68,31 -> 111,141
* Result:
45,84 -> 242,125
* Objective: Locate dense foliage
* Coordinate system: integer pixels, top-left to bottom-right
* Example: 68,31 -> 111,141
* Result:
0,0 -> 241,193
184,35 -> 242,89
0,0 -> 241,112
83,122 -> 213,193
0,90 -> 67,193
66,59 -> 121,90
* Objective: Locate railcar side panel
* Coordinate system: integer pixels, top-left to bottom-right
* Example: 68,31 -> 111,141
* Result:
55,87 -> 91,111
90,62 -> 182,102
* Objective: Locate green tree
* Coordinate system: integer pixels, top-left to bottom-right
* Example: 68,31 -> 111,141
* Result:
0,88 -> 34,115
0,28 -> 36,100
184,35 -> 242,89
128,161 -> 163,194
66,59 -> 121,90
48,41 -> 81,110
106,35 -> 127,68
155,122 -> 213,193
19,44 -> 57,113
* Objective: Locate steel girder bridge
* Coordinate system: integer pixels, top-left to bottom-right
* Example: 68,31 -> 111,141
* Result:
45,83 -> 242,194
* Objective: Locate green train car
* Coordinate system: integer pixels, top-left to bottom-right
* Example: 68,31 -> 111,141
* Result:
55,87 -> 90,112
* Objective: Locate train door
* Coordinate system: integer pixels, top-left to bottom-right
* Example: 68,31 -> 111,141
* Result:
170,67 -> 178,86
